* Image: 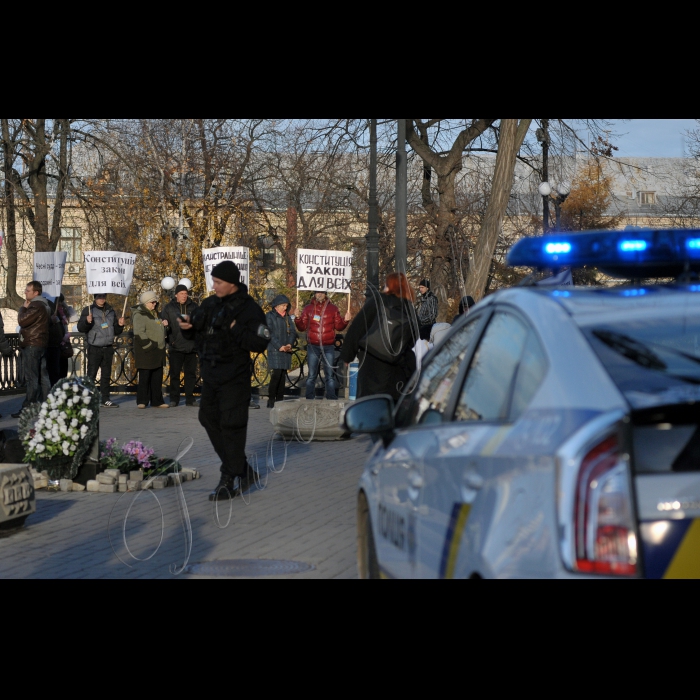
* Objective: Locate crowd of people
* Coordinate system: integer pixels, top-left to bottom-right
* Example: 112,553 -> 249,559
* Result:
3,266 -> 475,501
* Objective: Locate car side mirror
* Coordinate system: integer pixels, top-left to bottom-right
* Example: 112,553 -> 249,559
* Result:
341,395 -> 395,435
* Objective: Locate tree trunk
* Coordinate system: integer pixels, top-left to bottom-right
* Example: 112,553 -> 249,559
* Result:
465,118 -> 531,301
0,120 -> 23,308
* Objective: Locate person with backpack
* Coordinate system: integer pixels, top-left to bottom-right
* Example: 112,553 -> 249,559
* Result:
77,293 -> 125,407
339,272 -> 418,402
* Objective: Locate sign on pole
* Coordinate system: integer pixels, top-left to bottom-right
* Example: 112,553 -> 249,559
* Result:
296,249 -> 353,292
83,251 -> 136,295
202,247 -> 250,291
34,251 -> 67,301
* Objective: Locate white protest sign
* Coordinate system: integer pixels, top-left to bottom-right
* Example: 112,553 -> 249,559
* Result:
83,251 -> 136,295
202,247 -> 249,291
296,249 -> 353,292
34,251 -> 67,301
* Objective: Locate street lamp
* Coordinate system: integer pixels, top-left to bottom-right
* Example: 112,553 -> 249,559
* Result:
539,180 -> 570,232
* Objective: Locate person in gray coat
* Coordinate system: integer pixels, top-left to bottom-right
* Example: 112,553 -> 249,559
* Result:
265,294 -> 297,408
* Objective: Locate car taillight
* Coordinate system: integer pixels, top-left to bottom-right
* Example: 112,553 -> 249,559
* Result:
573,434 -> 638,576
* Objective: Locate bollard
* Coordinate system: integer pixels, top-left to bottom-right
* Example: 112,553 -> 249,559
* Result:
348,360 -> 359,401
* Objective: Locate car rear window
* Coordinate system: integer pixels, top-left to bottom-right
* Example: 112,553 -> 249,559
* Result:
583,312 -> 700,409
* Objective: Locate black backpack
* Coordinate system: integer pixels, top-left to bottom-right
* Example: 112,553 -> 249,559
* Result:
360,297 -> 416,365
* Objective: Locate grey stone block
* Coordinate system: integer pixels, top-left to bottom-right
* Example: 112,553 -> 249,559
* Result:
118,483 -> 128,492
140,480 -> 152,490
152,476 -> 168,489
103,469 -> 120,481
98,483 -> 117,493
71,483 -> 86,492
97,474 -> 116,485
86,480 -> 100,492
118,474 -> 128,484
126,480 -> 139,491
169,474 -> 182,486
59,479 -> 73,492
129,470 -> 144,482
33,477 -> 48,489
270,399 -> 353,441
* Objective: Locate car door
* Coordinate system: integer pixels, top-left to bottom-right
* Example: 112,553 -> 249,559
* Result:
415,308 -> 548,578
374,314 -> 487,578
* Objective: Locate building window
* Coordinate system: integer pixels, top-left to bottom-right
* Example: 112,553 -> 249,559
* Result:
638,191 -> 656,206
61,284 -> 83,312
60,228 -> 82,263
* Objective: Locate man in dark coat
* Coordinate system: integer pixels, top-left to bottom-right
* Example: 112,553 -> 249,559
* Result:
416,279 -> 439,340
13,281 -> 51,417
265,293 -> 297,408
160,284 -> 199,407
77,293 -> 125,407
178,261 -> 270,501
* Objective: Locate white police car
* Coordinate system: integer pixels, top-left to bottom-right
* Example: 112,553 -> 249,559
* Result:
343,228 -> 700,578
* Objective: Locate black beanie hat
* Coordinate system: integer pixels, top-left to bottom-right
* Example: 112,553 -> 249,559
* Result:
419,279 -> 430,289
459,295 -> 476,314
174,284 -> 188,294
211,261 -> 241,285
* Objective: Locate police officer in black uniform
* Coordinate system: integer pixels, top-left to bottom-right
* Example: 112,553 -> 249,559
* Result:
177,261 -> 270,501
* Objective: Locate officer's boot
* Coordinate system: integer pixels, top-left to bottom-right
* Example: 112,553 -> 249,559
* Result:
209,474 -> 236,501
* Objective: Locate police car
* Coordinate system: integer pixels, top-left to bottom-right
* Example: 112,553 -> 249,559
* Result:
342,228 -> 700,578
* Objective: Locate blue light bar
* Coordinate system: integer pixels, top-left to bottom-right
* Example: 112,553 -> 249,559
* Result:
506,228 -> 700,279
619,240 -> 647,252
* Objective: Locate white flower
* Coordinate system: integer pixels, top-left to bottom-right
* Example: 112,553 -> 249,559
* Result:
72,385 -> 79,393
82,396 -> 90,404
62,382 -> 70,390
80,408 -> 87,417
49,410 -> 58,419
70,418 -> 78,428
62,440 -> 69,449
80,425 -> 89,435
39,408 -> 47,417
35,444 -> 45,453
82,389 -> 89,397
85,410 -> 93,420
35,433 -> 44,443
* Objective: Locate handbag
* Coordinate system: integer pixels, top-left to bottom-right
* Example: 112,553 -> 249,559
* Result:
60,341 -> 74,359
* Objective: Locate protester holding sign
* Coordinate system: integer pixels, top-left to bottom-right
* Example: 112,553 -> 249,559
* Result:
77,294 -> 126,407
339,273 -> 418,402
265,294 -> 297,409
294,291 -> 350,401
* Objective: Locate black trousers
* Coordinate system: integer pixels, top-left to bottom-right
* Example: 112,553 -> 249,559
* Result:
87,345 -> 115,402
137,367 -> 165,407
168,350 -> 198,404
419,324 -> 433,341
268,369 -> 287,404
45,346 -> 61,390
199,378 -> 250,478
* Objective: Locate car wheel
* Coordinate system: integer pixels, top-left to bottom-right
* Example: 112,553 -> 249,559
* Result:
357,492 -> 380,579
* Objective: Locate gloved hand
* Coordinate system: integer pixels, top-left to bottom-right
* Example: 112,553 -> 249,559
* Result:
1,349 -> 14,358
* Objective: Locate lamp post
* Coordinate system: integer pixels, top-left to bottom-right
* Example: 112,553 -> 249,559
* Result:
538,181 -> 571,233
395,119 -> 407,275
366,118 -> 379,294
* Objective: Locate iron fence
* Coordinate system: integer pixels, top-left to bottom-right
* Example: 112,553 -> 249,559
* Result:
0,333 -> 343,398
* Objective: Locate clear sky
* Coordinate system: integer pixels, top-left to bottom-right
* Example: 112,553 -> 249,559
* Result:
606,119 -> 697,157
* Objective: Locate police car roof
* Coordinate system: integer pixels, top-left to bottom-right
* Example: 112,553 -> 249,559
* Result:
495,283 -> 700,326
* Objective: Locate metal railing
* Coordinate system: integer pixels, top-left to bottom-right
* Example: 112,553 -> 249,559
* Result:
0,333 -> 344,398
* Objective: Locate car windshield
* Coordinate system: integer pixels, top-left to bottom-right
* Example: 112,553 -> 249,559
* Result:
584,312 -> 700,408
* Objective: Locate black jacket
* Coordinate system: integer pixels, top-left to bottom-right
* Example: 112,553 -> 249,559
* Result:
340,293 -> 417,401
184,283 -> 269,383
161,298 -> 198,353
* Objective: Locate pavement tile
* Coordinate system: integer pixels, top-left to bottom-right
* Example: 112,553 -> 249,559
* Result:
0,393 -> 370,578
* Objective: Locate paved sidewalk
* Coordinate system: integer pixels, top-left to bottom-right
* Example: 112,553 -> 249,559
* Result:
0,393 -> 372,579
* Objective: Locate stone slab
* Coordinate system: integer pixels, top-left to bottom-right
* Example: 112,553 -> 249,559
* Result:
118,483 -> 128,493
0,464 -> 36,523
59,479 -> 73,492
126,480 -> 139,491
98,483 -> 117,493
71,483 -> 86,492
86,480 -> 100,492
270,399 -> 352,441
97,474 -> 115,485
118,474 -> 128,483
103,469 -> 120,480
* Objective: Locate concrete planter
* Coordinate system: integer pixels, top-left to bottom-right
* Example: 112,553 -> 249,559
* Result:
270,399 -> 353,441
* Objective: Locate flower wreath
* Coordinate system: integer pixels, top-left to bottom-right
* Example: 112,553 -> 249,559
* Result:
19,377 -> 101,480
